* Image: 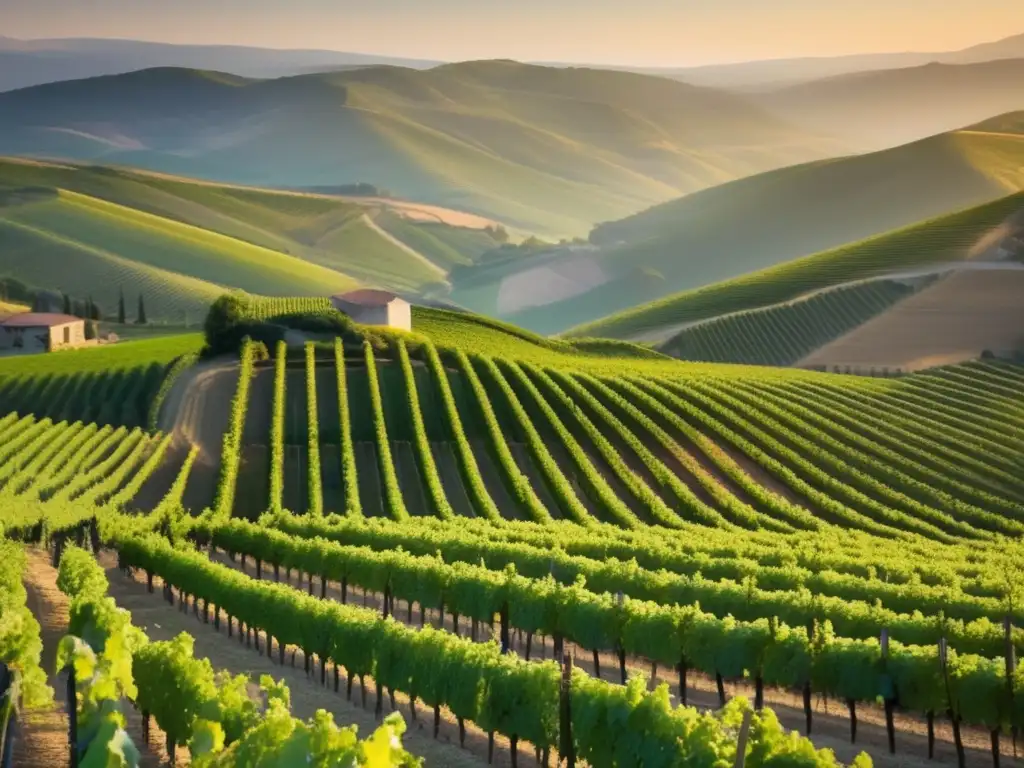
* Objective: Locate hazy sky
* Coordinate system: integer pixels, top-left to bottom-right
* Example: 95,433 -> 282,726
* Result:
4,0 -> 1024,66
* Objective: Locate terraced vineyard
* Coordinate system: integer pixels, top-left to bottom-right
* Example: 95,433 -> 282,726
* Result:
660,279 -> 920,366
3,312 -> 1024,767
571,189 -> 1024,341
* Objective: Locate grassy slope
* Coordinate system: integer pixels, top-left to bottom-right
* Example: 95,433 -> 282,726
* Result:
411,306 -> 667,363
0,62 -> 845,236
0,333 -> 203,377
0,159 -> 504,319
515,123 -> 1024,336
568,190 -> 1024,340
373,212 -> 495,271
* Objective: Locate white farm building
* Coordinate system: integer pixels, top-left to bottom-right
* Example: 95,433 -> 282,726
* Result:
0,313 -> 86,353
330,290 -> 411,331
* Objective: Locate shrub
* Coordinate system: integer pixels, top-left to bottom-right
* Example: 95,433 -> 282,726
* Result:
250,341 -> 270,362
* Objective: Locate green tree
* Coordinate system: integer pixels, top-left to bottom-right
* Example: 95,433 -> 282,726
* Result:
117,289 -> 126,324
84,319 -> 97,340
62,292 -> 72,315
136,293 -> 147,325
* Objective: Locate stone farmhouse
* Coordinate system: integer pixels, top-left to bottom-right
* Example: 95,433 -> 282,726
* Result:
0,313 -> 86,353
330,290 -> 412,331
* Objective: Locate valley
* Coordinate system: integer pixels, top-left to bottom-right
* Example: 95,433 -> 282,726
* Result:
3,14 -> 1024,768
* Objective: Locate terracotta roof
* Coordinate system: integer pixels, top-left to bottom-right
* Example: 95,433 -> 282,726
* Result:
331,289 -> 403,307
0,312 -> 84,328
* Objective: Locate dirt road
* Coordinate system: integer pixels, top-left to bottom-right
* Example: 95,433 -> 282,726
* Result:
157,356 -> 240,512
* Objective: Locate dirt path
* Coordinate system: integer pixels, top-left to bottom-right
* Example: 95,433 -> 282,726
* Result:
431,442 -> 476,518
128,446 -> 188,513
361,213 -> 448,278
14,548 -> 166,768
156,356 -> 239,513
157,357 -> 237,448
98,552 -> 501,768
12,548 -> 70,768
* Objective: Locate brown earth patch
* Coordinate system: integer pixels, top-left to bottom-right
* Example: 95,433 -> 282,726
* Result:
800,271 -> 1024,372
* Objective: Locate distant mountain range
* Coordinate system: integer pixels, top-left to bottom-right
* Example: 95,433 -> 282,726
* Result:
755,57 -> 1024,151
2,30 -> 1023,94
0,36 -> 440,92
637,31 -> 1024,89
0,61 -> 844,235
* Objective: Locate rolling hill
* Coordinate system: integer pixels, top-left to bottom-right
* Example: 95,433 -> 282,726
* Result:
567,188 -> 1024,340
658,278 -> 925,366
0,158 -> 503,322
754,58 -> 1024,151
470,116 -> 1024,334
0,62 -> 846,235
797,269 -> 1024,372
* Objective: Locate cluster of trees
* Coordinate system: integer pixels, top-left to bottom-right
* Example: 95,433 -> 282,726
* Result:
0,276 -> 36,305
1,278 -> 149,329
116,289 -> 148,325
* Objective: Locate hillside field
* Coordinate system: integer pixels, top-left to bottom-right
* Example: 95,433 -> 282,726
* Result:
1,296 -> 1024,765
658,278 -> 923,365
487,120 -> 1024,334
0,158 -> 506,322
570,187 -> 1024,340
799,269 -> 1024,371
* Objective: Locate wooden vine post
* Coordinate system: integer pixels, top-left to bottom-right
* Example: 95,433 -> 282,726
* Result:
881,629 -> 895,754
616,592 -> 627,684
66,663 -> 78,768
847,698 -> 857,744
0,664 -> 15,768
677,656 -> 688,706
996,615 -> 1016,768
500,602 -> 510,654
803,618 -> 813,735
940,637 -> 966,768
560,653 -> 575,768
734,710 -> 753,768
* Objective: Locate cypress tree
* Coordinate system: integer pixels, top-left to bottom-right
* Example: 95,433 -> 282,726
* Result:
136,293 -> 147,325
62,292 -> 72,315
118,289 -> 126,324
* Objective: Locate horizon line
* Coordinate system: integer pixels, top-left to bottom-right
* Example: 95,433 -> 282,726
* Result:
5,29 -> 1017,71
